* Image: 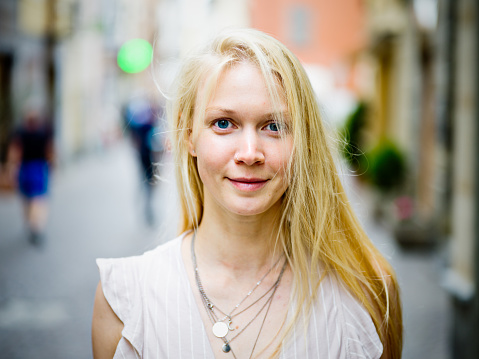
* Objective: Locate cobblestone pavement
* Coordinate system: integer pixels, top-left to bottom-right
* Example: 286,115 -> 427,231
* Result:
0,142 -> 450,358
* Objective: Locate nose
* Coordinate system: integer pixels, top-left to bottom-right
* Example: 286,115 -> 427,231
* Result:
234,129 -> 265,166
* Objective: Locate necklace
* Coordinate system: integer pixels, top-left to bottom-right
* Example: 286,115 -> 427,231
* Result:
191,231 -> 287,357
191,231 -> 283,335
220,278 -> 282,358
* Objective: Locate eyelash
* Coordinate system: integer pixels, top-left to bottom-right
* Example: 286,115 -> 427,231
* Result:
211,119 -> 284,133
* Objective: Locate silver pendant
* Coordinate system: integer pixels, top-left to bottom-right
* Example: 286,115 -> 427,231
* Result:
212,321 -> 229,338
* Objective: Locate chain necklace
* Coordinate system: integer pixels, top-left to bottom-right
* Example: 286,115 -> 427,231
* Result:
191,231 -> 287,357
191,231 -> 283,330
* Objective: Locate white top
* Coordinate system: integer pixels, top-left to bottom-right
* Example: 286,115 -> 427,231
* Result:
97,233 -> 383,358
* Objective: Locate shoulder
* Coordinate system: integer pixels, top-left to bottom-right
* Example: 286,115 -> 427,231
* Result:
93,234 -> 187,357
309,271 -> 384,359
284,271 -> 383,358
96,234 -> 183,286
330,273 -> 383,359
96,237 -> 184,324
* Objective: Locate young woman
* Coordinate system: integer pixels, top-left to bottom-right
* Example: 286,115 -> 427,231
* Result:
92,29 -> 402,358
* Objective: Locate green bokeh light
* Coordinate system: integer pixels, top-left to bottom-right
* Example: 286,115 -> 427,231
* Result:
117,39 -> 153,74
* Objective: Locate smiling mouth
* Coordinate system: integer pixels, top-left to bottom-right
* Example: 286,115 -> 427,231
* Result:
227,177 -> 268,191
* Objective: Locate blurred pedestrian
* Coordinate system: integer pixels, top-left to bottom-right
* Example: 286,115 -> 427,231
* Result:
93,29 -> 402,358
9,108 -> 53,245
124,95 -> 165,226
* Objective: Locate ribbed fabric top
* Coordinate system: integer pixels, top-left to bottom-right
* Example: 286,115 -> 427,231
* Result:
97,233 -> 383,358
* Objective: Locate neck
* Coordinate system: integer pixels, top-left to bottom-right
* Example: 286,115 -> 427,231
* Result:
195,202 -> 284,275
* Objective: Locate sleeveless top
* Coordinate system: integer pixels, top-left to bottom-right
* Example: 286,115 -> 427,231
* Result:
97,233 -> 383,358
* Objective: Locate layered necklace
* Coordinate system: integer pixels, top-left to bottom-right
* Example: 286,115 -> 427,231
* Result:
191,232 -> 287,358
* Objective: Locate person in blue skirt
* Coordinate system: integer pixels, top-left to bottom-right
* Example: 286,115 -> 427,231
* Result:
10,108 -> 53,244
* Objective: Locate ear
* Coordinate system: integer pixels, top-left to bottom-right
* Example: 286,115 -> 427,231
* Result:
187,129 -> 197,157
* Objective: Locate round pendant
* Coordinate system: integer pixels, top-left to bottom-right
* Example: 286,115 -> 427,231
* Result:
212,321 -> 229,338
222,343 -> 231,353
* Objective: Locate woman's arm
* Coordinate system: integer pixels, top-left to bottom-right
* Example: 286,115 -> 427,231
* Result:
92,281 -> 124,358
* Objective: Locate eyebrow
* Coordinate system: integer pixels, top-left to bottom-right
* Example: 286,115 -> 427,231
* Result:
205,107 -> 290,120
205,107 -> 238,116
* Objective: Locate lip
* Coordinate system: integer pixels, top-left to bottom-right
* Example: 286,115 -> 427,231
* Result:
227,177 -> 269,191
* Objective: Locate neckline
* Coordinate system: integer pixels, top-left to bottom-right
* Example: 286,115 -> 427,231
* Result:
175,231 -> 295,358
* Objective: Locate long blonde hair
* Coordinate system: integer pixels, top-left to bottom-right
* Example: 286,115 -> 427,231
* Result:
168,28 -> 402,358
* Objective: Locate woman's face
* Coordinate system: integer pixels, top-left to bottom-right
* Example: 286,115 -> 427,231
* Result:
190,61 -> 293,217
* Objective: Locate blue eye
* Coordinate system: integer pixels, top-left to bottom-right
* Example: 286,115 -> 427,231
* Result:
266,122 -> 280,132
215,119 -> 231,129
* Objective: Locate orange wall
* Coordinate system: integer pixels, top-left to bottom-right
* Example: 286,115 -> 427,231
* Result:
250,0 -> 366,66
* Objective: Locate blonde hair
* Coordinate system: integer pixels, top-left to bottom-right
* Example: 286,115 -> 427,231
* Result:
168,28 -> 402,358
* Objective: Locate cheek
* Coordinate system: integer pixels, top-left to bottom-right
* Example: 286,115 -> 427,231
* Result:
195,132 -> 233,162
196,155 -> 215,184
194,140 -> 228,182
270,142 -> 293,173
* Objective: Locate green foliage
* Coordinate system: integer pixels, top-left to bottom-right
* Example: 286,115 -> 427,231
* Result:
340,102 -> 407,193
341,102 -> 367,168
365,140 -> 407,193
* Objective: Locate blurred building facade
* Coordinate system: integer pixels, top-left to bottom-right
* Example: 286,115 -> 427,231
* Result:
0,0 -> 161,167
0,0 -> 18,168
364,0 -> 479,358
440,0 -> 479,357
251,0 -> 367,123
344,0 -> 438,231
154,0 -> 250,91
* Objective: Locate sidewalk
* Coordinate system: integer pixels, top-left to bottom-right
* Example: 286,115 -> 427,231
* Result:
347,176 -> 451,359
0,141 -> 177,358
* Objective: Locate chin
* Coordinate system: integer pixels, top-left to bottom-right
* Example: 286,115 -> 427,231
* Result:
227,199 -> 282,217
231,208 -> 265,216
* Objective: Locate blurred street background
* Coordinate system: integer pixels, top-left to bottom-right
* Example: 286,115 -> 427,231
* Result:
0,0 -> 478,358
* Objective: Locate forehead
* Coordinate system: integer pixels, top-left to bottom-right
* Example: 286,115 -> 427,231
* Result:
196,61 -> 287,115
